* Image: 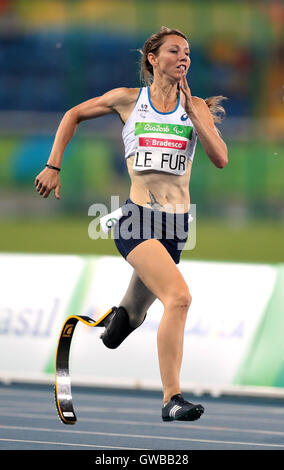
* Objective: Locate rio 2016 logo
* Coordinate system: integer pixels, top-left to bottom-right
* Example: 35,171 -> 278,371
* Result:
144,123 -> 170,133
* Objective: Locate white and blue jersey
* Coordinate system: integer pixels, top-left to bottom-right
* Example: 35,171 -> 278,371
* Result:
122,87 -> 198,176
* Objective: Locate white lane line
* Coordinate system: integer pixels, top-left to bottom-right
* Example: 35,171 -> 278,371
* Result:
1,398 -> 284,427
71,398 -> 284,415
1,393 -> 284,415
0,406 -> 283,427
0,389 -> 161,405
0,403 -> 156,415
78,405 -> 284,421
0,388 -> 283,416
0,410 -> 283,438
0,390 -> 161,407
1,424 -> 284,449
1,389 -> 283,415
0,438 -> 145,450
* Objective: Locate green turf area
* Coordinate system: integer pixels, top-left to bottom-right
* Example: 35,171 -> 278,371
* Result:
0,217 -> 283,264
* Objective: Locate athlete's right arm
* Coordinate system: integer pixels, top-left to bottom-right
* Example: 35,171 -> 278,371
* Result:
35,88 -> 134,198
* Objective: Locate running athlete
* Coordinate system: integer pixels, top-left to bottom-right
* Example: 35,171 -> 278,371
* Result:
35,27 -> 228,422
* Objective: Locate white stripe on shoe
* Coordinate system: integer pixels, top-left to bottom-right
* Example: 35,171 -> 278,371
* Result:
169,405 -> 182,418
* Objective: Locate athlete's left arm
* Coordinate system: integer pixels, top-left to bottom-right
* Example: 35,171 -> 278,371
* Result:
179,73 -> 228,168
191,97 -> 228,168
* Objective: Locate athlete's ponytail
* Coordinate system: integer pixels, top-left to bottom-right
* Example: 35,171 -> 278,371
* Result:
205,96 -> 228,124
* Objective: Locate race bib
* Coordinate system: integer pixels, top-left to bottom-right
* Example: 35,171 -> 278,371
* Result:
133,122 -> 193,176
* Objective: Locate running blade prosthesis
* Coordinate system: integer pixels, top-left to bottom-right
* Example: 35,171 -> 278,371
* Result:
54,307 -> 115,425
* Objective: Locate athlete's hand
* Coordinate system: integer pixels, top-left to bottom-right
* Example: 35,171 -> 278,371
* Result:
179,69 -> 197,117
35,167 -> 61,199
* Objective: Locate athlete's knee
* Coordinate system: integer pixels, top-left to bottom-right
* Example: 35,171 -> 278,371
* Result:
163,284 -> 192,313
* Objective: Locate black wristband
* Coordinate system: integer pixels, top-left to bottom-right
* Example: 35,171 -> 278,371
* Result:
46,163 -> 61,172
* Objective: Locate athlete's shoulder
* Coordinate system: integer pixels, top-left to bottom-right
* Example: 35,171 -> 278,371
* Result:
192,96 -> 206,107
191,95 -> 220,130
180,94 -> 206,113
192,95 -> 213,117
104,87 -> 140,108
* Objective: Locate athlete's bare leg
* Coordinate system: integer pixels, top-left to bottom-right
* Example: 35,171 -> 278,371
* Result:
126,239 -> 191,405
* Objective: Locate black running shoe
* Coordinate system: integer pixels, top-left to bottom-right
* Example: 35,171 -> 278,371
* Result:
162,394 -> 204,422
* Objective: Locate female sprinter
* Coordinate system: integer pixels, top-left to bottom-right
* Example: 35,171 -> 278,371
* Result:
35,27 -> 228,422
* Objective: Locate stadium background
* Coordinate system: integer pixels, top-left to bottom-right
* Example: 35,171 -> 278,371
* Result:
1,3 -> 284,453
0,0 -> 284,392
0,0 -> 283,262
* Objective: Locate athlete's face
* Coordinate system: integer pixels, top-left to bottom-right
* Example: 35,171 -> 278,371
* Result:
149,35 -> 191,82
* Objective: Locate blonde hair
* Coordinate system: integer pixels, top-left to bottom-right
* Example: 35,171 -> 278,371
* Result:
205,96 -> 227,124
139,26 -> 227,125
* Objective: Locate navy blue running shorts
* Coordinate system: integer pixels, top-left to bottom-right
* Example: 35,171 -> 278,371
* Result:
113,198 -> 189,264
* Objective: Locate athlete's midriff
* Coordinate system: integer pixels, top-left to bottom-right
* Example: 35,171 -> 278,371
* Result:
126,155 -> 192,214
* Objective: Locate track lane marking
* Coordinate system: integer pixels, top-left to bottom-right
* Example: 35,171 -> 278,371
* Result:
0,410 -> 283,436
1,424 -> 284,449
0,437 -> 145,450
0,406 -> 283,427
